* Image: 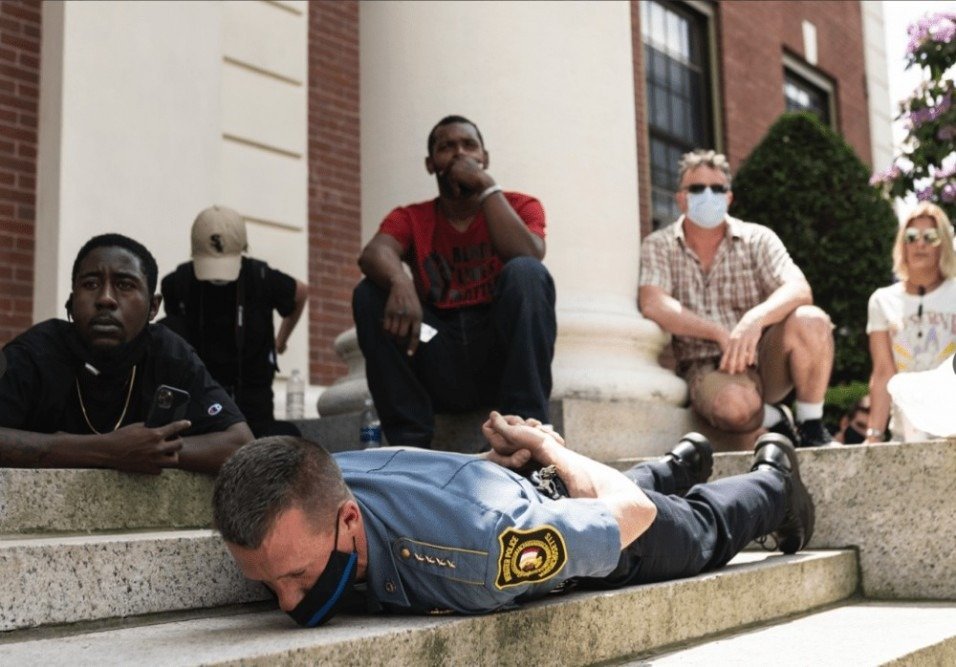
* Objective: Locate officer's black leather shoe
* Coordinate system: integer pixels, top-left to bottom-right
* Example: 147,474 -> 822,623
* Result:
665,432 -> 713,495
751,433 -> 815,554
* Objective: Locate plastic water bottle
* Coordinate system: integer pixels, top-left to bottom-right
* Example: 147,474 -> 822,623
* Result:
286,369 -> 305,420
360,397 -> 382,448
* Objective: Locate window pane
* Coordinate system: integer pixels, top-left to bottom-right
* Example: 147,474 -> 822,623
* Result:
666,11 -> 684,58
642,0 -> 714,230
783,69 -> 831,125
650,2 -> 667,46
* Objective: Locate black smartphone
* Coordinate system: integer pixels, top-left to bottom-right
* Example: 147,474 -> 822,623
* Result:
145,385 -> 190,428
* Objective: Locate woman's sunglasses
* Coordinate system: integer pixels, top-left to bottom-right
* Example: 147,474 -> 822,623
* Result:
904,228 -> 941,246
684,184 -> 729,194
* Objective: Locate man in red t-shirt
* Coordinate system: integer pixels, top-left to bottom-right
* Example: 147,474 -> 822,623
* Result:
353,115 -> 556,447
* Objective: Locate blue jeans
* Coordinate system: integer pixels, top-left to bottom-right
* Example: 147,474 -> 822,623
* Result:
352,257 -> 557,447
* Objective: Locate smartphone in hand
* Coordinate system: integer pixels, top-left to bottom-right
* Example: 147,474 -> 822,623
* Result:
145,385 -> 190,428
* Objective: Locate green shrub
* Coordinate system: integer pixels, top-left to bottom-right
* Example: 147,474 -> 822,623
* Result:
824,381 -> 870,429
730,112 -> 898,385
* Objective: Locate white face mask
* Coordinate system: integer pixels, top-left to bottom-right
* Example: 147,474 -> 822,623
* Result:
687,189 -> 729,229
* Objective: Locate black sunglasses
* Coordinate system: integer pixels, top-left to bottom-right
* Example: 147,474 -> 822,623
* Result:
684,184 -> 729,194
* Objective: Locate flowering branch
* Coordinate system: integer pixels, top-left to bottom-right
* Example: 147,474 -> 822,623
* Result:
873,12 -> 956,219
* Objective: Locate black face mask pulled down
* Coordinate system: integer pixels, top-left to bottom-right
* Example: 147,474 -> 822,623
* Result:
287,518 -> 359,628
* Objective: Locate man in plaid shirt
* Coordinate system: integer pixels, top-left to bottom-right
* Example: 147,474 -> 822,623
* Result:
639,150 -> 834,447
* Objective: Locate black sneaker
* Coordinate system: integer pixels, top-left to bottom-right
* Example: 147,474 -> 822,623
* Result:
664,432 -> 714,495
767,403 -> 801,447
797,418 -> 834,447
750,433 -> 815,554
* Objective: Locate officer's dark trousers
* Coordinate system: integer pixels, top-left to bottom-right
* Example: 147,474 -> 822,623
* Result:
353,257 -> 556,448
588,461 -> 788,588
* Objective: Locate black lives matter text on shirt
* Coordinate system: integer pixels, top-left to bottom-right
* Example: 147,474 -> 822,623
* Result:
423,242 -> 500,306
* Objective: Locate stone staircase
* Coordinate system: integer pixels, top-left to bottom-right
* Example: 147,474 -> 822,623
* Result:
2,399 -> 955,665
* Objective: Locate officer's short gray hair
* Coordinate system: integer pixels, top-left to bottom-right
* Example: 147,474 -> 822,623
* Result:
678,149 -> 733,186
213,436 -> 352,548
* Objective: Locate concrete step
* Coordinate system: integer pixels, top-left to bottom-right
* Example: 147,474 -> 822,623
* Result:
613,438 -> 956,601
0,400 -> 715,536
4,440 -> 955,606
0,550 -> 856,666
0,530 -> 268,631
628,601 -> 956,665
0,468 -> 214,534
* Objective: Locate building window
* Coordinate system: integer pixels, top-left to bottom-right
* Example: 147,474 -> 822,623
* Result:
782,54 -> 835,128
784,71 -> 830,123
642,0 -> 714,229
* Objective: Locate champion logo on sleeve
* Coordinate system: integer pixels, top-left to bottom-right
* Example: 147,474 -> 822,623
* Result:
207,403 -> 223,416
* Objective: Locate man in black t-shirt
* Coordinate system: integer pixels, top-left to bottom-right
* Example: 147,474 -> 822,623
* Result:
0,234 -> 253,475
161,206 -> 308,438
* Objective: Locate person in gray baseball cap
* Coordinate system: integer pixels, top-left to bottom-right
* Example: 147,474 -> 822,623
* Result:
161,206 -> 308,438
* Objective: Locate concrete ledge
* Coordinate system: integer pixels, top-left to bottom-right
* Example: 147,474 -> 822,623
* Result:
615,439 -> 956,600
642,601 -> 956,665
302,397 -> 713,460
0,530 -> 267,631
0,468 -> 215,534
295,411 -> 491,454
0,551 -> 856,665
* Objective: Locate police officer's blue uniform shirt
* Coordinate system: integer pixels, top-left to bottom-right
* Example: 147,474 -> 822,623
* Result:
335,448 -> 622,615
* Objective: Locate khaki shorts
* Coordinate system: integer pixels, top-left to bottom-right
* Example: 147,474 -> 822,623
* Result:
678,320 -> 792,426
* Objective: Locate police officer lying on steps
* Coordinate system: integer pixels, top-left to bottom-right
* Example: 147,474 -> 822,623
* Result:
214,414 -> 813,626
0,234 -> 252,475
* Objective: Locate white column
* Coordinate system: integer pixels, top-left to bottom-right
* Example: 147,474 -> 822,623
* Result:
355,0 -> 685,408
35,0 -> 310,396
861,0 -> 894,172
36,0 -> 223,321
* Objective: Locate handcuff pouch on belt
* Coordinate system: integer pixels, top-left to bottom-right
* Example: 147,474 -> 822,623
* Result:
528,464 -> 570,500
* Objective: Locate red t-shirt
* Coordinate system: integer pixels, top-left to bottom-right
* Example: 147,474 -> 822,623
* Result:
379,192 -> 546,309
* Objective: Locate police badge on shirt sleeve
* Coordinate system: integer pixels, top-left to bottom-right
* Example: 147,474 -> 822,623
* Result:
495,525 -> 568,589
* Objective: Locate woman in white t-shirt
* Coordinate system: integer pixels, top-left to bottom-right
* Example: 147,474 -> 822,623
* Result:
866,202 -> 956,443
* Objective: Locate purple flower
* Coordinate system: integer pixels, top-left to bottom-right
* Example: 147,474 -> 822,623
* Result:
917,186 -> 935,201
936,164 -> 956,180
907,12 -> 956,53
943,183 -> 956,203
939,125 -> 956,141
869,165 -> 901,186
907,92 -> 953,128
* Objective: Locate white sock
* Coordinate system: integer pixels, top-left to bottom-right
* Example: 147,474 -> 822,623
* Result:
795,401 -> 823,423
762,404 -> 783,428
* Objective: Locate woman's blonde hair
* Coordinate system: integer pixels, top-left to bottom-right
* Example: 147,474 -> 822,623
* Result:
892,202 -> 956,281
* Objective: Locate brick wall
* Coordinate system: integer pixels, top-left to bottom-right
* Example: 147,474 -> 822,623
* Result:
308,0 -> 361,386
631,0 -> 872,234
719,0 -> 871,170
0,0 -> 40,345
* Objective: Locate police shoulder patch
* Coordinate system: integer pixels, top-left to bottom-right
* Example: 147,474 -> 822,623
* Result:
495,525 -> 568,589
